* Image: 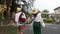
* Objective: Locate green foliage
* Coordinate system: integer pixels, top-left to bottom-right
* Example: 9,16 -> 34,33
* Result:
0,16 -> 4,20
44,18 -> 53,23
0,16 -> 2,18
57,16 -> 60,19
0,16 -> 2,20
41,14 -> 49,18
0,0 -> 5,5
42,9 -> 50,18
43,9 -> 49,13
6,0 -> 12,6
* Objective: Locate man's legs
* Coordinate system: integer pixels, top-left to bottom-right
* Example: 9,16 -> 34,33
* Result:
18,26 -> 24,34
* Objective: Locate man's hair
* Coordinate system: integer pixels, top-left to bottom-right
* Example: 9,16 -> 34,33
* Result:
16,4 -> 21,8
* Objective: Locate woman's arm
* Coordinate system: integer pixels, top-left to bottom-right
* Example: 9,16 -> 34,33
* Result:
39,13 -> 45,27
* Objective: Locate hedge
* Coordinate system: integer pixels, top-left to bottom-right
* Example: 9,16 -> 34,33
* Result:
43,18 -> 53,23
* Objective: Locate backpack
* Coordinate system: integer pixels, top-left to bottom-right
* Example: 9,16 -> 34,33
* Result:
19,12 -> 26,23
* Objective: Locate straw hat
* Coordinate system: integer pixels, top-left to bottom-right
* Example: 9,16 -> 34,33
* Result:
32,8 -> 39,14
16,7 -> 22,12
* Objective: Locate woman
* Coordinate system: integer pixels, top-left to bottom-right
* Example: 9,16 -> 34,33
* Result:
15,6 -> 26,34
32,8 -> 45,34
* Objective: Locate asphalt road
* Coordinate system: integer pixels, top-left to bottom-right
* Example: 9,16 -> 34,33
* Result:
24,23 -> 60,34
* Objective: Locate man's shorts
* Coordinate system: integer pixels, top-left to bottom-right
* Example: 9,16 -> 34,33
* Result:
18,26 -> 24,31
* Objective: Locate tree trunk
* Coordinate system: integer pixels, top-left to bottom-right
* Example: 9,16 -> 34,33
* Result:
6,0 -> 12,17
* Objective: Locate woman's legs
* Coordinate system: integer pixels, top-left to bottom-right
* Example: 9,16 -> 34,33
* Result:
33,21 -> 41,34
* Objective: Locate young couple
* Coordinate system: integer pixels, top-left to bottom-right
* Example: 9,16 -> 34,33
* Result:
15,6 -> 45,34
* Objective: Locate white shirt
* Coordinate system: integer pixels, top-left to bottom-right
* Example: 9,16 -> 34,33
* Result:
15,12 -> 21,23
15,12 -> 21,26
15,12 -> 26,26
34,13 -> 45,25
34,13 -> 42,21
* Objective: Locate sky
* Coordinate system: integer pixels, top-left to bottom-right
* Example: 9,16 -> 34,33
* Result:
33,0 -> 60,13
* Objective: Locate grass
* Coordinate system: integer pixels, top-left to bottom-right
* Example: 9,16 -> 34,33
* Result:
0,26 -> 17,34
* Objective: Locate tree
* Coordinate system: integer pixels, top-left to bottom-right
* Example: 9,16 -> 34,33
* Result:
42,9 -> 49,18
0,0 -> 5,5
15,0 -> 34,13
6,0 -> 12,17
0,0 -> 7,19
42,9 -> 49,14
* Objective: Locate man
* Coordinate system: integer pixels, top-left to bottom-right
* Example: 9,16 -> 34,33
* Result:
15,6 -> 26,34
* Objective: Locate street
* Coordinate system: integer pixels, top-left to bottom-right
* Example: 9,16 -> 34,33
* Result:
24,23 -> 60,34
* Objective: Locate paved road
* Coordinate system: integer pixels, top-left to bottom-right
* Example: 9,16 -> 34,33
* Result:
24,23 -> 60,34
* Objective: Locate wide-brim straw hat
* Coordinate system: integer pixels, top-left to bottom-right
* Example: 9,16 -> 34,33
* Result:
16,7 -> 22,12
32,8 -> 39,14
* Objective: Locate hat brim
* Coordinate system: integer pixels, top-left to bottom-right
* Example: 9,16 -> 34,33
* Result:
32,8 -> 39,14
32,11 -> 38,14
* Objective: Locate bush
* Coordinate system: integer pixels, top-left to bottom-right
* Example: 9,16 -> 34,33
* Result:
0,16 -> 5,20
56,21 -> 60,24
43,18 -> 53,23
0,16 -> 2,19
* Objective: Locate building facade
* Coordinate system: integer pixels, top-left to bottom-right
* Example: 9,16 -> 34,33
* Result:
54,6 -> 60,14
54,6 -> 60,23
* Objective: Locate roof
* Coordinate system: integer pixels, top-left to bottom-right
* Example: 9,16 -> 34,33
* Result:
54,6 -> 60,10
